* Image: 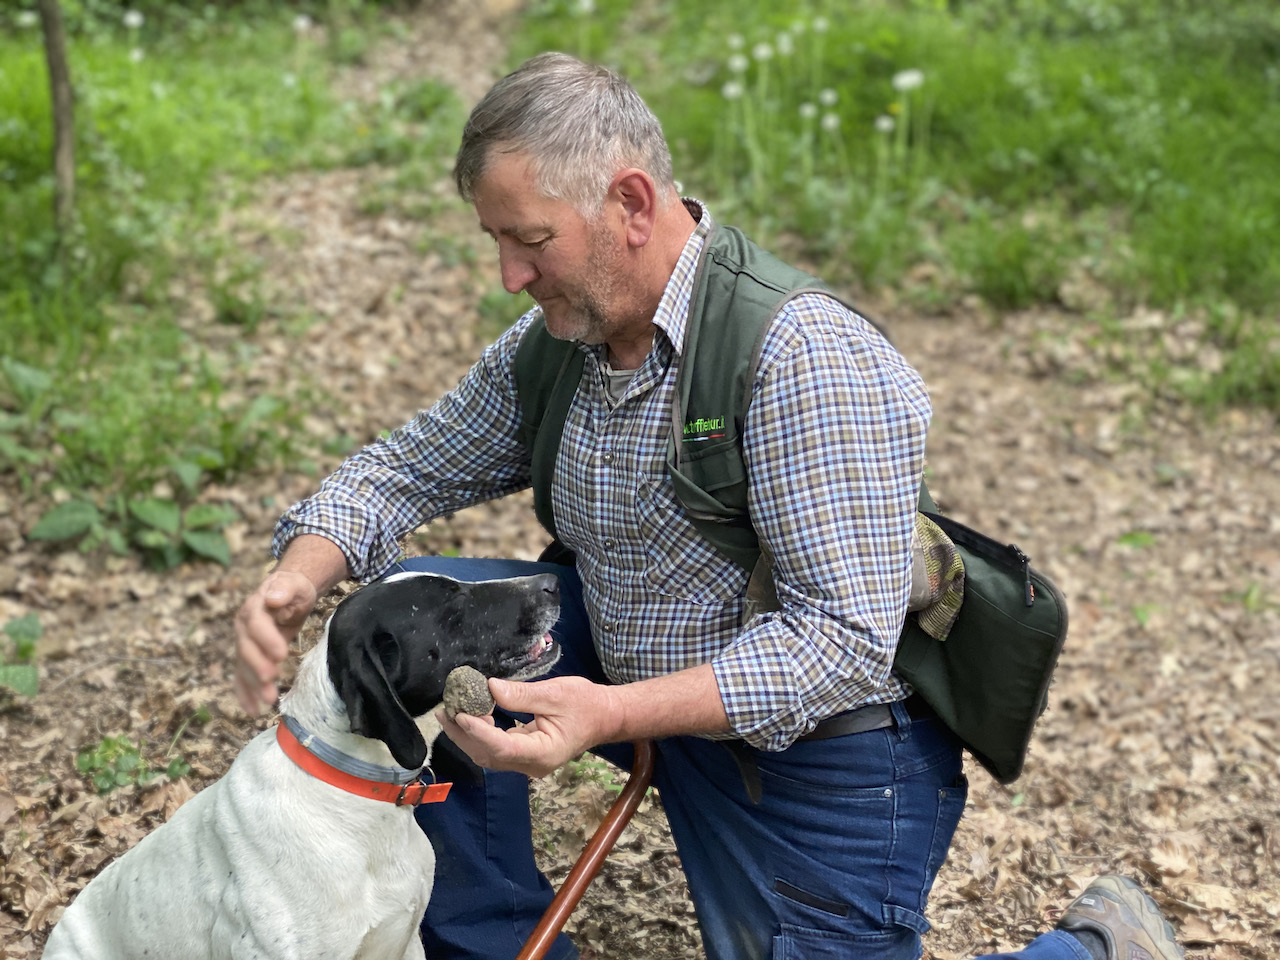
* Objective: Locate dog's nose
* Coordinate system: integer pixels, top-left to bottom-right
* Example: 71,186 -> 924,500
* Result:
532,573 -> 560,601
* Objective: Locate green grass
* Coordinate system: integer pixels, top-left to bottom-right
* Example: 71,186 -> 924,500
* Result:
1,8 -> 342,507
1,4 -> 466,553
512,0 -> 1280,409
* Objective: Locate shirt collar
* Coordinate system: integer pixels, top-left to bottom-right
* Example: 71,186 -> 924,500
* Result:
651,198 -> 714,359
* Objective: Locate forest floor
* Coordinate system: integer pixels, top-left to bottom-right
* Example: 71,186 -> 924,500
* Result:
2,2 -> 1278,957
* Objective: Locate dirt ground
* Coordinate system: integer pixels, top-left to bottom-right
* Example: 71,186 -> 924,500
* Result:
2,2 -> 1278,958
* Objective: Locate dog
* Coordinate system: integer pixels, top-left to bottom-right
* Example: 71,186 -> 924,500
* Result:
43,570 -> 562,960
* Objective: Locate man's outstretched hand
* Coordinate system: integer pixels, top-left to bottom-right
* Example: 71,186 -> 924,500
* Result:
233,569 -> 317,715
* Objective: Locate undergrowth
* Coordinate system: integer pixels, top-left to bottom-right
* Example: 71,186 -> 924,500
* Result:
513,0 -> 1280,411
1,1 -> 464,565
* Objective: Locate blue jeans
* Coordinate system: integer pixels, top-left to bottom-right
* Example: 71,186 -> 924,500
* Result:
396,556 -> 1084,960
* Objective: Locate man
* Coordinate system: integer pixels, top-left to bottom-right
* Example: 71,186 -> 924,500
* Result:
235,52 -> 1183,960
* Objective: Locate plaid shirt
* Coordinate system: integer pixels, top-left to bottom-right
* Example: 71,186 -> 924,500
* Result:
275,202 -> 931,751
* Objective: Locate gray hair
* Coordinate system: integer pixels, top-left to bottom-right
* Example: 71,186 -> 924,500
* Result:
455,52 -> 676,219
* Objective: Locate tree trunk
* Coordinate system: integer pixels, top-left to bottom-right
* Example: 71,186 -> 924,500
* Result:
37,0 -> 75,237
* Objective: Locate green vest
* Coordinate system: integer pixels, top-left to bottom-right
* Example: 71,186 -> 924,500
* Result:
511,222 -> 1068,786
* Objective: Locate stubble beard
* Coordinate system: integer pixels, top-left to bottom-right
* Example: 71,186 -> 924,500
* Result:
541,225 -> 625,346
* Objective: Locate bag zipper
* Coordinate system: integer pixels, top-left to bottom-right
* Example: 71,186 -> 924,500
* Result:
1009,544 -> 1034,607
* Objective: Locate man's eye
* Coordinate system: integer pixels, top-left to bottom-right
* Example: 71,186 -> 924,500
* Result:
525,237 -> 550,250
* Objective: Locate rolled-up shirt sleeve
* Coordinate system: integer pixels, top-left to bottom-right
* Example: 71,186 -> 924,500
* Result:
709,294 -> 931,749
272,313 -> 539,580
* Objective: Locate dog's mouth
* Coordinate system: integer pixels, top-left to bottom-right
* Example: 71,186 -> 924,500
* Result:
503,632 -> 561,681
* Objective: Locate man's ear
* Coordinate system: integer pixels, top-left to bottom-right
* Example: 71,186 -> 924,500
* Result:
331,631 -> 428,770
609,168 -> 658,248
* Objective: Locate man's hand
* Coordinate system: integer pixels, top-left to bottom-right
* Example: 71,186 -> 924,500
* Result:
438,676 -> 621,779
233,569 -> 318,715
438,664 -> 732,778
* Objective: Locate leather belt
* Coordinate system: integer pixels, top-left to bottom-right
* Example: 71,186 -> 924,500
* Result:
796,702 -> 893,741
726,696 -> 931,804
794,695 -> 934,741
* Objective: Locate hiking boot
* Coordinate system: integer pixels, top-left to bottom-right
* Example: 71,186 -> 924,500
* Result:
1057,875 -> 1184,960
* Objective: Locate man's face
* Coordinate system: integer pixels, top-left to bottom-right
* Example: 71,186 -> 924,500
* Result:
471,152 -> 626,345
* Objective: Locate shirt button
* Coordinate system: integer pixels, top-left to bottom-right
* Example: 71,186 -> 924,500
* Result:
601,451 -> 614,464
603,538 -> 616,551
601,621 -> 615,633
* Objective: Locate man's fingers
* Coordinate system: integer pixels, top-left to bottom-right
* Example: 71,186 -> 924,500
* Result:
236,603 -> 290,665
235,632 -> 281,710
237,628 -> 282,684
439,710 -> 558,778
261,573 -> 317,627
233,676 -> 276,716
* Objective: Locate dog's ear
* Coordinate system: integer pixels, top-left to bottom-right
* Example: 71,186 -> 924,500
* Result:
332,631 -> 428,770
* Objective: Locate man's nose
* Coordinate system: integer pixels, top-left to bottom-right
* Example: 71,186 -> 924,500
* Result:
499,251 -> 538,295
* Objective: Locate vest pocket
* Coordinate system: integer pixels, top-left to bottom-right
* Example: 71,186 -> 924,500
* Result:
669,436 -> 748,512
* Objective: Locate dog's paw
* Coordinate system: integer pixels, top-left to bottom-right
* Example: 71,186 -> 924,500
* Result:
443,666 -> 495,720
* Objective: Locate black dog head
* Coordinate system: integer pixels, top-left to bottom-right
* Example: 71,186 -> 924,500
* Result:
326,571 -> 561,769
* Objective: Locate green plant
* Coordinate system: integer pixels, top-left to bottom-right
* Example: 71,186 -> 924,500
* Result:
564,756 -> 625,797
1116,530 -> 1157,549
953,207 -> 1066,311
1,614 -> 41,698
1233,581 -> 1278,616
343,79 -> 465,168
28,497 -> 239,569
76,735 -> 191,795
208,257 -> 268,332
1131,604 -> 1158,628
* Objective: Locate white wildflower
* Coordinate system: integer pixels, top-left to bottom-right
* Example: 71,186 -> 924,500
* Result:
818,87 -> 838,107
812,16 -> 829,33
790,18 -> 807,33
892,69 -> 925,92
122,9 -> 144,29
727,53 -> 749,74
292,14 -> 313,33
776,32 -> 794,56
16,10 -> 39,28
874,114 -> 895,133
576,0 -> 595,14
283,72 -> 298,89
752,42 -> 773,61
799,102 -> 818,120
727,33 -> 745,50
129,47 -> 145,63
821,112 -> 840,133
721,81 -> 744,101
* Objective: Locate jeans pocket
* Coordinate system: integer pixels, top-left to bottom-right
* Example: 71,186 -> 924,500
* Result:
928,773 -> 967,881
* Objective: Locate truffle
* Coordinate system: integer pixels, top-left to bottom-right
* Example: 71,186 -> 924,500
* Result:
443,665 -> 495,720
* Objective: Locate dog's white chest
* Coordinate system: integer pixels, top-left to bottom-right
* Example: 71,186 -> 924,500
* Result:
43,730 -> 434,960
